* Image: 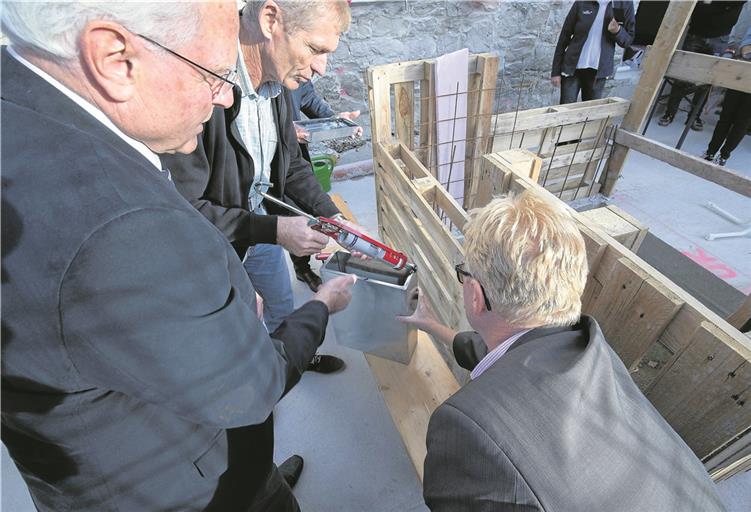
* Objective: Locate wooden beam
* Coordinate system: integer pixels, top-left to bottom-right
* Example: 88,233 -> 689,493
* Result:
614,129 -> 751,198
602,0 -> 696,195
666,50 -> 751,94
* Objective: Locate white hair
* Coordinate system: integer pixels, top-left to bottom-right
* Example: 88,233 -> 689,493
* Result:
1,2 -> 202,60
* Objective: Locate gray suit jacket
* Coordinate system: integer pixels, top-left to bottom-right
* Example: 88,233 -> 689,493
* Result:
423,316 -> 725,511
1,48 -> 326,511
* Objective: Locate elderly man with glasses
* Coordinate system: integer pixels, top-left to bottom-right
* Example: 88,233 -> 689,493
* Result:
1,2 -> 356,511
399,190 -> 724,511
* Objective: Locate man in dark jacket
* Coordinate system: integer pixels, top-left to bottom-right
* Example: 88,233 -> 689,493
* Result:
289,79 -> 361,295
658,1 -> 746,131
163,1 -> 356,375
399,190 -> 724,511
1,2 -> 355,511
551,0 -> 635,104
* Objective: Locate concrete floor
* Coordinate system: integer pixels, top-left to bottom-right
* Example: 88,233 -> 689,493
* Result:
3,118 -> 749,511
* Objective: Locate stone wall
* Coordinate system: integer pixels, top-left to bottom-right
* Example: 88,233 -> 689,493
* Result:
317,0 -> 639,158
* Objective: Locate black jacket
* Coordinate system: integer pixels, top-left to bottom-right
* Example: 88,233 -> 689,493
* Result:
161,85 -> 339,259
552,1 -> 636,79
689,1 -> 745,39
1,48 -> 328,512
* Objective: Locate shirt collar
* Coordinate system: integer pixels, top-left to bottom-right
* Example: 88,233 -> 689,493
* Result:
7,46 -> 162,171
237,43 -> 282,101
470,329 -> 532,380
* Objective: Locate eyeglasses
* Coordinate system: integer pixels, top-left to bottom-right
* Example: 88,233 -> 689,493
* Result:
136,34 -> 238,98
455,263 -> 492,312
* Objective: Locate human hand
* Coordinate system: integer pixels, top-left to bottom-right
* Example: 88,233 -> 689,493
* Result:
255,292 -> 264,320
608,18 -> 621,34
397,288 -> 441,331
339,111 -> 363,137
294,123 -> 311,143
276,216 -> 330,256
312,274 -> 357,314
550,76 -> 561,87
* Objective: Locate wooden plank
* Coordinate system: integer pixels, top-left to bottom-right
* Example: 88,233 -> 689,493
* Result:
491,97 -> 629,134
646,322 -> 751,459
666,50 -> 751,94
393,82 -> 415,150
366,54 -> 488,88
369,69 -> 393,145
587,255 -> 684,369
602,0 -> 696,195
728,295 -> 751,332
615,129 -> 751,198
330,195 -> 461,483
705,427 -> 751,481
579,205 -> 649,252
418,61 -> 436,171
366,332 -> 461,481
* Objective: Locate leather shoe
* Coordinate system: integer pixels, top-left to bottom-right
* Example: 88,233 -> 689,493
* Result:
278,455 -> 304,489
295,267 -> 322,292
307,354 -> 346,374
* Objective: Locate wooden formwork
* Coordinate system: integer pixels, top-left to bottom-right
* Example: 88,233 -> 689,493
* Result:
365,55 -> 631,207
372,141 -> 751,480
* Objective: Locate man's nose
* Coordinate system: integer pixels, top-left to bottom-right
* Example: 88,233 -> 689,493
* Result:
310,54 -> 328,78
213,82 -> 235,109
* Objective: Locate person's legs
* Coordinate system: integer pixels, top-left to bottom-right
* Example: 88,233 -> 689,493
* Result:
243,243 -> 295,333
578,69 -> 598,101
560,74 -> 580,104
719,91 -> 751,161
590,77 -> 606,100
707,90 -> 740,157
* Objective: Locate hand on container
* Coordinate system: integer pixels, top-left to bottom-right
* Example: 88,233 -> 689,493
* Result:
338,110 -> 363,137
277,215 -> 329,256
312,274 -> 357,314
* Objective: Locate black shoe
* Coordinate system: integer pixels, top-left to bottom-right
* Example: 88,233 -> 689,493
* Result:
279,455 -> 304,489
691,118 -> 704,131
658,113 -> 674,126
717,156 -> 728,166
701,151 -> 715,161
307,354 -> 346,374
295,267 -> 322,292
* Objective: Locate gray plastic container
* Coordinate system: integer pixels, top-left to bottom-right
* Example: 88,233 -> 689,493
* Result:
320,252 -> 418,364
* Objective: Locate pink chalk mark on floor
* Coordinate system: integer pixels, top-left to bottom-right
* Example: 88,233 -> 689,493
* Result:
681,246 -> 738,280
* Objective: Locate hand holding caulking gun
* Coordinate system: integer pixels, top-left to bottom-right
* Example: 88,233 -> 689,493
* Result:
255,182 -> 416,273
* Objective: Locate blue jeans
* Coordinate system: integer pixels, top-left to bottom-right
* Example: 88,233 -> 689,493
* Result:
243,243 -> 294,333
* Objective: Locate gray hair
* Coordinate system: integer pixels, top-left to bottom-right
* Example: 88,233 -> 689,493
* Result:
242,0 -> 351,34
1,2 -> 202,60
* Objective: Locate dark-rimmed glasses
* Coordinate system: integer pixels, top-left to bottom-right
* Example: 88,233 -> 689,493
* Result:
455,263 -> 492,311
137,34 -> 238,98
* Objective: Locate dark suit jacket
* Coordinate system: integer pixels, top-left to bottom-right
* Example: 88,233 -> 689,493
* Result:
1,48 -> 328,511
423,316 -> 725,511
161,85 -> 339,260
552,1 -> 635,79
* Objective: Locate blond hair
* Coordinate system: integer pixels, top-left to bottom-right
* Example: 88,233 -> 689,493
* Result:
242,0 -> 351,34
464,190 -> 588,327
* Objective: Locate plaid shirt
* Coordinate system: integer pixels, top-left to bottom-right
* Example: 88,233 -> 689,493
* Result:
236,48 -> 281,211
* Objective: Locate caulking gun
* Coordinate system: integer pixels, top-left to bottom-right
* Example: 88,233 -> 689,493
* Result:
255,183 -> 416,272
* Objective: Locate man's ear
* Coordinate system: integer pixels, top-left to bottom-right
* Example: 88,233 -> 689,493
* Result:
467,279 -> 487,315
258,0 -> 281,40
78,22 -> 137,102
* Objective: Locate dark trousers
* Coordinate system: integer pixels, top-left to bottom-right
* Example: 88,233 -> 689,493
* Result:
665,34 -> 728,117
560,69 -> 606,104
707,89 -> 751,159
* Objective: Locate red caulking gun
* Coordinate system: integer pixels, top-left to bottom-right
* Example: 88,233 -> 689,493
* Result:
255,184 -> 416,272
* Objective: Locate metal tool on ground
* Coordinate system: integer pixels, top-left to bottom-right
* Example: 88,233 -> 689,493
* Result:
255,183 -> 416,272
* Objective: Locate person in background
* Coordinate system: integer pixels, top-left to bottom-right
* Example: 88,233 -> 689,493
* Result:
702,26 -> 751,166
658,0 -> 745,131
163,0 -> 360,376
551,0 -> 636,104
399,190 -> 725,512
1,1 -> 355,511
290,79 -> 361,294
